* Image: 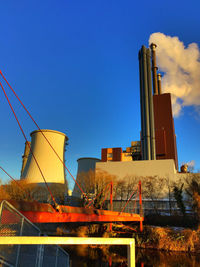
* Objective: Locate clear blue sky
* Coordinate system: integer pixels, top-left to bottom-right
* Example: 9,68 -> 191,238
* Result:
0,0 -> 200,190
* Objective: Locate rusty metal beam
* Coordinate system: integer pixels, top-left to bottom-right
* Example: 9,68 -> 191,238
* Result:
18,210 -> 144,224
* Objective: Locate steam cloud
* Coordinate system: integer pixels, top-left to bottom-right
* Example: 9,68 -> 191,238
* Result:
187,160 -> 195,168
149,33 -> 200,117
182,160 -> 195,172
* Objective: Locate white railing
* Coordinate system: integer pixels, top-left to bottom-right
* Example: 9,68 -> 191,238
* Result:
0,236 -> 135,267
0,200 -> 69,267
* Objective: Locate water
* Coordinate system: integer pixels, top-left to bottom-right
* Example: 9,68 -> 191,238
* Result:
69,247 -> 200,267
136,248 -> 200,266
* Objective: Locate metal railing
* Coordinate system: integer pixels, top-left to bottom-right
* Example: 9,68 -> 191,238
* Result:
0,200 -> 135,266
107,199 -> 193,215
0,236 -> 135,267
0,200 -> 69,267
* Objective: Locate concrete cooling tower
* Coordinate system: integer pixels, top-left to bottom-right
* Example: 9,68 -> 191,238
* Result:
21,129 -> 68,184
72,157 -> 100,198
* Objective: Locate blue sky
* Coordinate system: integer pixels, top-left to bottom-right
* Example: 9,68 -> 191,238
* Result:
0,0 -> 200,190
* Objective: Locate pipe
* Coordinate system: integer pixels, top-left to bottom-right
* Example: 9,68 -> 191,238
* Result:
138,50 -> 146,160
157,73 -> 162,95
150,43 -> 158,95
141,46 -> 151,160
146,48 -> 156,160
20,141 -> 31,176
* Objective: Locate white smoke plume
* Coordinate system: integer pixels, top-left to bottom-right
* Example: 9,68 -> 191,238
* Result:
149,33 -> 200,117
182,160 -> 195,172
187,160 -> 195,168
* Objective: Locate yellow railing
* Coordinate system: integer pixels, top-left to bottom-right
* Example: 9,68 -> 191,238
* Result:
0,236 -> 135,267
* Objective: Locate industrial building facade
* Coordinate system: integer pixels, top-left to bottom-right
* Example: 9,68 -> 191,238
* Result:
101,93 -> 178,170
73,43 -> 181,201
153,93 -> 178,169
100,44 -> 178,171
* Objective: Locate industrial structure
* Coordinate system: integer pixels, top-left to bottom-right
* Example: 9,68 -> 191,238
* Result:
100,44 -> 178,168
73,43 -> 180,201
73,157 -> 100,198
3,42 -> 179,204
0,40 -> 190,229
21,129 -> 68,184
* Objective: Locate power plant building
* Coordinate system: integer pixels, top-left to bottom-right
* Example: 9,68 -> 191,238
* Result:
100,45 -> 178,168
73,43 -> 181,198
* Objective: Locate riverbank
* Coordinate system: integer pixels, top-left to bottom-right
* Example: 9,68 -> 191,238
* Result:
57,222 -> 200,254
133,225 -> 200,253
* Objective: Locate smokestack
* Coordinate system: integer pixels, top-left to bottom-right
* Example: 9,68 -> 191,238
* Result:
139,45 -> 156,160
21,129 -> 68,184
140,46 -> 151,160
21,141 -> 31,176
146,48 -> 156,160
150,43 -> 158,95
157,73 -> 162,95
139,50 -> 146,160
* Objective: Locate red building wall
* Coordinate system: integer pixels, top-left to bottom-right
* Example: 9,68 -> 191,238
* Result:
153,93 -> 178,170
101,147 -> 122,162
101,148 -> 108,162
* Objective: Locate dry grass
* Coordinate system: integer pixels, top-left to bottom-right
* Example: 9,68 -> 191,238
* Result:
0,178 -> 66,203
0,180 -> 36,201
134,225 -> 200,253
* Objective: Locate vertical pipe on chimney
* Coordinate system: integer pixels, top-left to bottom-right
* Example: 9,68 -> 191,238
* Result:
146,48 -> 156,160
141,46 -> 151,160
21,141 -> 31,176
150,43 -> 158,95
139,50 -> 146,160
157,73 -> 162,95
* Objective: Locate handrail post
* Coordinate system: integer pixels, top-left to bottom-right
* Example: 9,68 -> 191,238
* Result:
139,181 -> 143,232
109,181 -> 113,232
127,240 -> 135,267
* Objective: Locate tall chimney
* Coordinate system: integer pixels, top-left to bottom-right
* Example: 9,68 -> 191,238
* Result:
139,46 -> 151,160
21,141 -> 31,176
139,45 -> 156,160
157,73 -> 162,95
146,48 -> 156,160
139,50 -> 146,159
150,43 -> 158,95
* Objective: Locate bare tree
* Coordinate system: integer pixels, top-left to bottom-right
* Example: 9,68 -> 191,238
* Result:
184,174 -> 200,222
114,179 -> 126,200
76,169 -> 117,208
0,180 -> 37,201
142,176 -> 167,214
173,183 -> 186,216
